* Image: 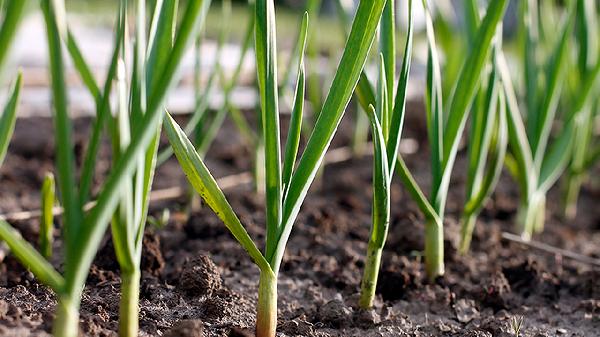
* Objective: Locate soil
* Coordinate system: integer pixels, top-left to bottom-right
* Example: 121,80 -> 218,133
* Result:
0,104 -> 599,337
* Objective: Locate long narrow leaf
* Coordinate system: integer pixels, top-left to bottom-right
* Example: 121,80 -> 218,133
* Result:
531,5 -> 574,168
441,0 -> 508,166
282,13 -> 308,196
0,0 -> 26,71
366,105 -> 390,248
497,52 -> 535,196
0,72 -> 21,167
164,113 -> 271,271
386,0 -> 413,173
538,122 -> 574,193
78,8 -> 124,205
41,0 -> 82,259
0,220 -> 64,292
273,0 -> 387,270
256,0 -> 282,259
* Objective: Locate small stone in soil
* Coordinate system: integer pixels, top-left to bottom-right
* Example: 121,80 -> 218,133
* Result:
178,255 -> 222,297
165,319 -> 205,337
453,299 -> 480,323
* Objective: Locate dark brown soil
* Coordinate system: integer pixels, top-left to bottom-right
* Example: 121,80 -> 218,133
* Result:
0,106 -> 599,337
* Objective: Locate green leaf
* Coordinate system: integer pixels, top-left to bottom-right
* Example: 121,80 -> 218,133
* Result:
366,105 -> 390,248
78,11 -> 124,205
441,0 -> 508,169
273,0 -> 388,271
0,220 -> 64,292
395,156 -> 440,224
531,4 -> 575,168
465,88 -> 508,214
147,0 -> 179,95
386,0 -> 413,173
522,0 -> 540,137
375,54 -> 388,137
66,30 -> 101,100
380,0 -> 395,135
466,57 -> 500,199
0,72 -> 21,168
164,113 -> 271,272
256,0 -> 283,257
538,122 -> 575,193
41,0 -> 83,259
463,0 -> 480,44
0,0 -> 26,71
497,52 -> 535,197
282,13 -> 308,197
422,2 -> 443,207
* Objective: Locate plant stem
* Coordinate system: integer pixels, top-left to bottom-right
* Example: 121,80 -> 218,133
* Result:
256,269 -> 277,337
563,173 -> 582,220
52,295 -> 79,337
458,213 -> 477,255
119,269 -> 141,337
359,243 -> 382,308
517,192 -> 545,240
425,217 -> 444,281
533,195 -> 545,234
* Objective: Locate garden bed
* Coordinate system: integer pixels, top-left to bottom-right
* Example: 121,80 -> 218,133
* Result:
0,107 -> 598,337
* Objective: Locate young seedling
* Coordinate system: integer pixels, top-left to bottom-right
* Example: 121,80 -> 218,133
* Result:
358,0 -> 414,309
393,0 -> 508,280
510,315 -> 525,337
457,0 -> 508,254
39,172 -> 56,259
0,1 -> 209,336
164,1 -> 387,335
499,1 -> 600,239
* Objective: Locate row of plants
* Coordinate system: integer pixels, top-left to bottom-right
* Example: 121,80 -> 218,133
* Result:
0,0 -> 598,336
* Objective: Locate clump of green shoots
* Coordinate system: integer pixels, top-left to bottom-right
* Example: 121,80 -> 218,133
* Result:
510,315 -> 525,337
562,0 -> 600,220
393,0 -> 508,280
164,1 -> 387,335
499,0 -> 600,240
358,0 -> 414,309
0,1 -> 209,336
457,0 -> 508,254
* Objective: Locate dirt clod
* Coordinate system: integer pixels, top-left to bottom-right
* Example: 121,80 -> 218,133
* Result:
480,271 -> 512,310
353,308 -> 381,327
141,233 -> 165,276
165,319 -> 205,337
279,318 -> 314,336
178,255 -> 222,297
228,326 -> 254,337
316,299 -> 353,328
